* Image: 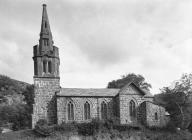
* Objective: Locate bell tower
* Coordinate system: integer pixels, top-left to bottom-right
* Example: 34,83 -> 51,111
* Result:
33,4 -> 59,78
32,4 -> 60,128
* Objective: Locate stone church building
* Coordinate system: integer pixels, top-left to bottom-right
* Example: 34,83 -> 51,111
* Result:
32,4 -> 167,128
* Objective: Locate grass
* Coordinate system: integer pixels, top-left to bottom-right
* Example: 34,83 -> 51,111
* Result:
0,128 -> 192,140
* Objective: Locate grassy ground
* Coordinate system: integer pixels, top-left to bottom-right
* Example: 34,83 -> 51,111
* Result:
0,129 -> 192,140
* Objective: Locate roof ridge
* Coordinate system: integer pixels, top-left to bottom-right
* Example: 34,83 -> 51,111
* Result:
61,88 -> 120,90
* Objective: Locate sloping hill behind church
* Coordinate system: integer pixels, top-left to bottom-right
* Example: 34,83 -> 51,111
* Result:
0,74 -> 30,105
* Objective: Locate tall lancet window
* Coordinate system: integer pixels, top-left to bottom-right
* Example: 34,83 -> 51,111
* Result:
34,60 -> 38,75
43,61 -> 47,73
48,61 -> 52,73
84,102 -> 90,120
129,100 -> 136,118
101,101 -> 108,120
67,102 -> 74,120
44,39 -> 49,46
155,112 -> 158,120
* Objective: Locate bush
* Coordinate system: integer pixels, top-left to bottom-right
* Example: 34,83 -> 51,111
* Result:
164,120 -> 177,132
77,123 -> 94,136
104,119 -> 114,130
0,104 -> 31,130
54,121 -> 77,132
91,118 -> 106,132
113,124 -> 141,132
34,119 -> 54,137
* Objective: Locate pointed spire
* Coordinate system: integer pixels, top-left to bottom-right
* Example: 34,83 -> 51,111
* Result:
39,4 -> 53,52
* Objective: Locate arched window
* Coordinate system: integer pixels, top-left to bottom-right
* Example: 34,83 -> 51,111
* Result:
84,102 -> 90,120
34,61 -> 38,75
43,39 -> 49,46
129,100 -> 136,118
67,102 -> 74,120
155,112 -> 158,120
48,61 -> 52,73
44,40 -> 47,46
101,101 -> 107,120
43,61 -> 47,73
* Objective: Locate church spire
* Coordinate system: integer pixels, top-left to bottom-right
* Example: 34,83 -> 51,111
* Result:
33,4 -> 60,78
39,4 -> 53,52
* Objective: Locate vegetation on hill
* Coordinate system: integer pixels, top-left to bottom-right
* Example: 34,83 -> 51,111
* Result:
0,74 -> 29,96
107,73 -> 152,91
0,74 -> 33,130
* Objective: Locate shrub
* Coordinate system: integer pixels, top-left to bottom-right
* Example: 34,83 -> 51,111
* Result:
0,104 -> 31,130
54,121 -> 77,132
110,129 -> 122,139
104,119 -> 114,130
113,124 -> 141,132
91,118 -> 105,132
34,119 -> 53,137
164,120 -> 177,132
77,123 -> 94,136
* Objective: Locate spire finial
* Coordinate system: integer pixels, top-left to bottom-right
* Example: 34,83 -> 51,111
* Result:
43,4 -> 46,7
39,4 -> 53,51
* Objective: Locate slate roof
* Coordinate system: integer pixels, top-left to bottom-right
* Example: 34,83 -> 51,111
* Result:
57,82 -> 153,97
57,88 -> 120,97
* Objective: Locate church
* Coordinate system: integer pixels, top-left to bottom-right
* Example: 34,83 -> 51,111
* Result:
32,4 -> 168,128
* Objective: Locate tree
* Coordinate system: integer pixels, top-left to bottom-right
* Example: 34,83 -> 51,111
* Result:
107,73 -> 152,91
0,75 -> 21,96
21,85 -> 34,128
154,73 -> 192,129
0,104 -> 31,130
22,85 -> 34,114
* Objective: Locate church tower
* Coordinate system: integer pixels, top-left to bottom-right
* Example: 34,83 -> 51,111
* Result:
32,4 -> 60,128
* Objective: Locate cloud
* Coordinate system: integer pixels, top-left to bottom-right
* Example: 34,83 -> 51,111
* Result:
0,0 -> 192,93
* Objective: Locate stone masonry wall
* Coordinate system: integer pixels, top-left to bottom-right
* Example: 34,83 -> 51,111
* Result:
32,77 -> 60,128
119,94 -> 144,124
146,102 -> 168,127
57,97 -> 114,124
119,84 -> 153,125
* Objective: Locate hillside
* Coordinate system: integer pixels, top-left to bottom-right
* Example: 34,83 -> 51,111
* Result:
0,74 -> 31,105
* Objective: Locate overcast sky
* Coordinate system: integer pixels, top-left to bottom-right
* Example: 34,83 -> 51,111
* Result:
0,0 -> 192,94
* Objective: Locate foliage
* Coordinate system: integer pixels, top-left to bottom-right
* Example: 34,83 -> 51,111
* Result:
21,85 -> 34,114
34,119 -> 54,137
54,119 -> 112,136
161,73 -> 192,95
54,121 -> 77,132
107,73 -> 152,91
0,104 -> 31,130
1,124 -> 192,140
0,74 -> 34,130
154,73 -> 192,129
0,75 -> 20,96
0,74 -> 29,96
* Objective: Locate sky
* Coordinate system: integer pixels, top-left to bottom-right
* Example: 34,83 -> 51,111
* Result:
0,0 -> 192,94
